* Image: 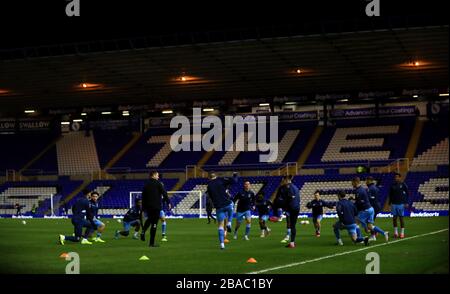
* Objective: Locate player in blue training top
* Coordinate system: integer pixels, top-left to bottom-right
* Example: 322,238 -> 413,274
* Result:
352,177 -> 389,242
59,189 -> 97,245
89,191 -> 106,243
388,173 -> 409,238
255,192 -> 272,238
305,190 -> 335,237
206,171 -> 238,250
115,198 -> 143,239
333,190 -> 369,246
233,180 -> 256,241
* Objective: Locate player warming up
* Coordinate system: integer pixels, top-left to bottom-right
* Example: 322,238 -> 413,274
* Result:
388,173 -> 409,238
204,191 -> 216,224
206,171 -> 238,250
233,180 -> 256,241
59,189 -> 97,245
89,191 -> 106,243
352,177 -> 389,242
115,198 -> 143,239
275,175 -> 300,248
255,192 -> 272,237
333,191 -> 369,246
305,191 -> 334,237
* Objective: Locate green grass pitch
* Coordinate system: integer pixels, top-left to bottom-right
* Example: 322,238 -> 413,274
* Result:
0,217 -> 448,274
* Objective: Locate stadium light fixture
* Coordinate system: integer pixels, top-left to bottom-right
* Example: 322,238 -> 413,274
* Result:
162,110 -> 173,114
202,108 -> 214,112
338,99 -> 349,102
82,83 -> 87,88
439,93 -> 449,97
73,119 -> 83,122
413,95 -> 419,98
296,69 -> 302,74
122,111 -> 130,116
285,102 -> 297,105
101,111 -> 112,115
24,109 -> 35,114
60,121 -> 70,125
259,103 -> 270,107
81,112 -> 87,116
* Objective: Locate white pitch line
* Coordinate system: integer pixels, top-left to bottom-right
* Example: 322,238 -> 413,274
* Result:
247,228 -> 449,274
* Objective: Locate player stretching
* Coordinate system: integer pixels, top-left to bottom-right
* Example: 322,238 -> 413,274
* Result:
255,192 -> 272,237
233,180 -> 256,241
206,172 -> 238,250
59,190 -> 97,245
352,177 -> 389,242
89,191 -> 106,243
333,191 -> 369,246
115,198 -> 143,239
305,191 -> 334,237
388,173 -> 409,238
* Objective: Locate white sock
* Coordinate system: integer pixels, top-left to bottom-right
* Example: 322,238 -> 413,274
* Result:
401,228 -> 405,234
133,232 -> 138,237
220,242 -> 225,248
394,227 -> 398,234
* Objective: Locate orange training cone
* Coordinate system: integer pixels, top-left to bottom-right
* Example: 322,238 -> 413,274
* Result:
247,257 -> 257,263
59,252 -> 69,258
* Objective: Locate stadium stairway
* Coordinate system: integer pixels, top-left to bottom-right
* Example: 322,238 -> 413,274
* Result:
405,119 -> 425,163
50,180 -> 88,214
19,136 -> 61,175
103,132 -> 142,171
297,125 -> 324,167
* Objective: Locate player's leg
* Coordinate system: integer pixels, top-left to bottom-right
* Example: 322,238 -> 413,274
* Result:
348,224 -> 369,246
333,221 -> 343,245
60,219 -> 82,244
93,219 -> 106,242
244,211 -> 251,240
233,212 -> 242,239
81,220 -> 94,244
148,210 -> 160,247
282,211 -> 291,243
160,210 -> 168,242
392,204 -> 399,238
286,210 -> 299,248
367,208 -> 388,242
398,205 -> 405,238
216,207 -> 227,249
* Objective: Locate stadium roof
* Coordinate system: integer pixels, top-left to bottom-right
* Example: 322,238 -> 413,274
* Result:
0,22 -> 448,112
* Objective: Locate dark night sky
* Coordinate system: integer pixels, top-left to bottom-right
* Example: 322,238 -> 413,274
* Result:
0,0 -> 447,49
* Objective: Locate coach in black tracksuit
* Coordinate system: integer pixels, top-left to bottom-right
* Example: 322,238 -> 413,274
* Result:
141,170 -> 171,247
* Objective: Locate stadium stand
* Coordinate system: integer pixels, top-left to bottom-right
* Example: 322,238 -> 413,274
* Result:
0,133 -> 57,171
57,131 -> 101,175
0,180 -> 83,215
306,117 -> 415,165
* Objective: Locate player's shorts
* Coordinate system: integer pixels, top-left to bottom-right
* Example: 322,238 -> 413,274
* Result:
216,203 -> 234,223
93,218 -> 104,228
335,221 -> 358,236
357,207 -> 375,229
391,204 -> 405,217
259,214 -> 269,221
313,214 -> 323,223
123,219 -> 140,231
160,210 -> 165,219
236,210 -> 252,222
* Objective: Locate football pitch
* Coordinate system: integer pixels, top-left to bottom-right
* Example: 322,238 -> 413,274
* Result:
0,217 -> 448,274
